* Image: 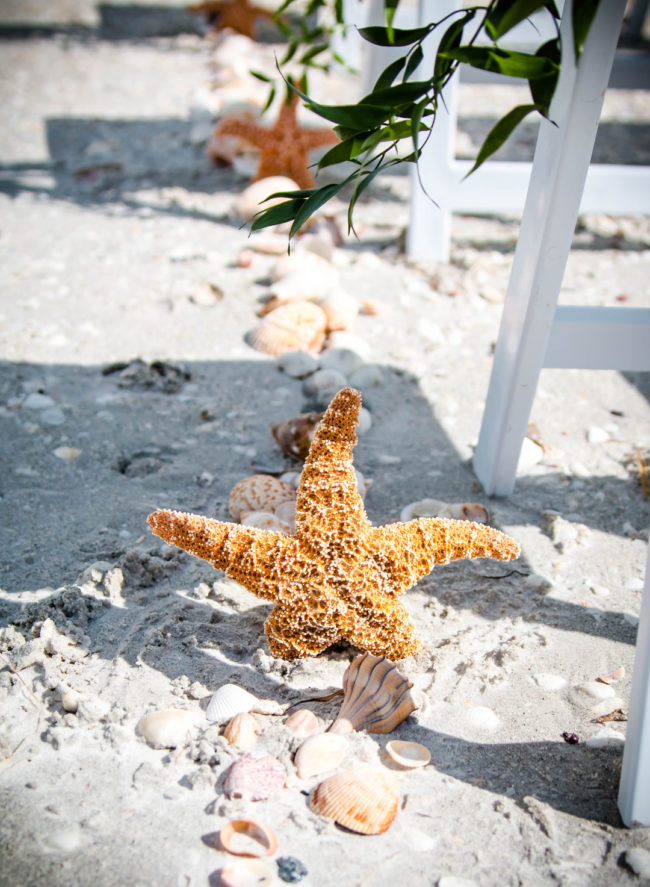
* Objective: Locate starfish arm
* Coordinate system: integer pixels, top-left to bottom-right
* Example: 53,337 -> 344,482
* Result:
298,129 -> 340,151
341,596 -> 424,660
147,509 -> 288,600
213,118 -> 267,148
368,518 -> 521,594
294,387 -> 371,550
264,602 -> 341,660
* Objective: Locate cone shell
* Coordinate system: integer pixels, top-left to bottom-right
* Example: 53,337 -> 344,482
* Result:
246,301 -> 327,356
222,753 -> 286,801
270,412 -> 323,461
294,733 -> 348,780
223,712 -> 260,748
285,708 -> 320,738
310,766 -> 399,835
229,475 -> 296,521
328,653 -> 418,735
218,819 -> 278,857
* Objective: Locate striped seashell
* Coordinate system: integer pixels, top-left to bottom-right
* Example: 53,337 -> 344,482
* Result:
246,301 -> 327,356
294,733 -> 348,780
206,684 -> 283,724
229,475 -> 296,521
328,653 -> 418,735
223,712 -> 260,748
284,708 -> 320,738
216,859 -> 276,887
310,766 -> 399,835
270,412 -> 323,462
222,753 -> 286,801
240,510 -> 289,533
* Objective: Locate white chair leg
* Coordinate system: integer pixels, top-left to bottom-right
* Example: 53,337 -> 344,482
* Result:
618,538 -> 650,827
472,0 -> 627,496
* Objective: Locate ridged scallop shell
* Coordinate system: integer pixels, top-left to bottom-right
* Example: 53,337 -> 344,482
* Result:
216,859 -> 276,887
294,733 -> 348,779
399,498 -> 488,524
246,301 -> 327,356
385,740 -> 430,769
310,766 -> 399,834
229,475 -> 296,521
135,709 -> 201,749
218,819 -> 278,857
284,708 -> 320,738
223,712 -> 260,748
222,753 -> 286,801
206,684 -> 283,723
270,412 -> 323,461
328,653 -> 418,735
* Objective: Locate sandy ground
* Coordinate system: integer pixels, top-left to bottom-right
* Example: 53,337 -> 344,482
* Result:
1,3 -> 650,886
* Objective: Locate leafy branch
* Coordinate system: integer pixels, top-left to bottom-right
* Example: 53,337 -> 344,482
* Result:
251,0 -> 600,238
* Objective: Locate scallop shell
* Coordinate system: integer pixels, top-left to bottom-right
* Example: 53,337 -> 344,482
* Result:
385,740 -> 430,769
294,733 -> 348,779
246,301 -> 327,356
310,766 -> 399,835
218,819 -> 278,857
206,684 -> 283,723
270,412 -> 323,461
320,290 -> 359,332
284,708 -> 320,738
135,709 -> 201,749
229,475 -> 296,521
223,712 -> 260,748
222,753 -> 286,801
216,859 -> 276,887
328,653 -> 418,735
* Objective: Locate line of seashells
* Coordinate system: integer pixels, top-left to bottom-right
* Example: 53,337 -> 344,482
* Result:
135,654 -> 431,885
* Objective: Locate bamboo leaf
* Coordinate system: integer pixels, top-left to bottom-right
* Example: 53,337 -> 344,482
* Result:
411,96 -> 430,153
358,24 -> 431,47
434,11 -> 474,80
299,43 -> 329,65
485,0 -> 552,41
347,166 -> 383,233
261,86 -> 276,114
528,38 -> 560,110
249,69 -> 273,83
572,0 -> 599,60
439,45 -> 559,79
289,180 -> 350,238
374,55 -> 407,91
403,44 -> 424,81
465,103 -> 543,177
251,197 -> 305,231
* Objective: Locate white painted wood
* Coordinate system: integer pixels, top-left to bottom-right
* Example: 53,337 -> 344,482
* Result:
472,0 -> 628,497
545,306 -> 650,371
619,538 -> 650,827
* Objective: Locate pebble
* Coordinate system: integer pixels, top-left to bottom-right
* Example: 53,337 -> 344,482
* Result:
624,848 -> 650,878
356,407 -> 372,437
22,392 -> 55,409
584,727 -> 625,748
318,347 -> 364,377
277,856 -> 308,883
40,825 -> 84,853
523,572 -> 553,591
347,364 -> 383,389
301,368 -> 347,405
53,446 -> 82,460
533,673 -> 567,691
61,689 -> 80,714
276,350 -> 319,378
41,407 -> 66,426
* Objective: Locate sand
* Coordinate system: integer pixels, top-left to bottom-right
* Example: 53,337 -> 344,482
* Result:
1,3 -> 650,886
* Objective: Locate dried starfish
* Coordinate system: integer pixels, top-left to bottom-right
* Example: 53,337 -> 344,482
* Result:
189,0 -> 272,38
148,388 -> 520,660
211,93 -> 338,189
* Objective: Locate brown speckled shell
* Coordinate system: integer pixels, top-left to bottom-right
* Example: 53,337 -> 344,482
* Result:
270,412 -> 323,461
228,475 -> 296,521
310,766 -> 399,834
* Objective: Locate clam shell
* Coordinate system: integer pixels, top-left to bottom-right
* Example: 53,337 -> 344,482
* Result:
223,712 -> 260,748
218,819 -> 278,857
229,475 -> 296,521
284,708 -> 320,738
135,709 -> 201,749
216,859 -> 276,887
294,733 -> 348,779
222,753 -> 286,801
270,412 -> 323,461
207,684 -> 284,723
240,510 -> 289,533
310,766 -> 399,835
246,301 -> 327,356
269,265 -> 339,303
385,740 -> 430,769
328,653 -> 418,735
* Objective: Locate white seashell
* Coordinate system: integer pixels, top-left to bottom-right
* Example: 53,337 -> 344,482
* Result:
223,712 -> 260,748
61,689 -> 80,714
235,176 -> 300,221
275,350 -> 319,378
218,819 -> 278,858
222,753 -> 286,800
584,727 -> 625,748
318,347 -> 364,377
356,408 -> 372,438
53,446 -> 82,460
273,499 -> 296,533
279,471 -> 301,489
319,290 -> 359,331
206,685 -> 259,723
229,475 -> 296,521
135,709 -> 201,748
216,859 -> 276,887
385,739 -> 430,769
399,498 -> 488,524
301,368 -> 347,405
294,733 -> 348,779
596,666 -> 625,684
572,681 -> 616,703
270,250 -> 336,284
240,511 -> 288,533
347,363 -> 382,388
246,301 -> 327,356
590,697 -> 624,717
310,765 -> 399,834
284,708 -> 320,738
533,673 -> 567,692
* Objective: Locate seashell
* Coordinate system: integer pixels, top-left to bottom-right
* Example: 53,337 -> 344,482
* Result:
318,347 -> 364,377
237,248 -> 255,268
385,740 -> 430,769
310,766 -> 399,835
273,499 -> 296,533
328,653 -> 418,735
246,301 -> 327,356
301,369 -> 347,406
399,498 -> 488,524
284,708 -> 320,738
360,298 -> 384,315
267,266 -> 339,306
218,819 -> 278,857
235,176 -> 300,221
240,510 -> 289,533
275,350 -> 319,379
135,709 -> 201,748
596,666 -> 625,685
279,470 -> 302,489
247,231 -> 293,255
206,684 -> 284,723
270,412 -> 324,461
320,290 -> 359,332
61,689 -> 80,713
229,475 -> 296,521
53,446 -> 82,460
222,753 -> 286,801
270,250 -> 336,284
216,859 -> 276,887
294,733 -> 348,779
223,712 -> 260,748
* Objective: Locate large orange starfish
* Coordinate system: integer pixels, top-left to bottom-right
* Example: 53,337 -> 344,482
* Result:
211,93 -> 339,189
189,0 -> 272,38
148,388 -> 520,661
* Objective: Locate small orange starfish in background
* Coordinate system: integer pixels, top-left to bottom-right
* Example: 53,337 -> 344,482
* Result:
188,0 -> 273,38
210,92 -> 339,189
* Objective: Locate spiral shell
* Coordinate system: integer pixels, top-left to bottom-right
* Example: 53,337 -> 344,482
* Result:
294,733 -> 348,780
222,753 -> 286,801
246,301 -> 327,356
284,708 -> 320,738
223,712 -> 260,748
270,412 -> 323,461
229,475 -> 296,521
310,766 -> 399,835
328,653 -> 418,735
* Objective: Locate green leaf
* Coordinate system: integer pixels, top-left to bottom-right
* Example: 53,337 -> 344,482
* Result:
316,136 -> 362,169
249,69 -> 273,83
280,41 -> 298,65
289,180 -> 350,238
250,198 -> 305,232
347,166 -> 383,233
261,86 -> 276,114
465,103 -> 543,176
374,55 -> 407,91
528,38 -> 560,110
403,44 -> 424,81
434,12 -> 474,81
359,78 -> 432,108
485,0 -> 552,41
384,0 -> 399,31
299,43 -> 329,65
410,96 -> 429,153
358,24 -> 431,47
439,45 -> 559,80
572,0 -> 599,60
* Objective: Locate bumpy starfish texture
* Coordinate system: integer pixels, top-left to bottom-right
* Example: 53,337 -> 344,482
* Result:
148,388 -> 520,661
189,0 -> 272,38
211,93 -> 338,189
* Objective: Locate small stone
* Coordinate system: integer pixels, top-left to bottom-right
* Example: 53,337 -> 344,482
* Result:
22,393 -> 55,410
41,407 -> 65,426
61,690 -> 80,714
586,426 -> 609,443
533,673 -> 567,692
276,350 -> 319,378
524,573 -> 553,591
356,407 -> 372,437
301,368 -> 347,406
624,847 -> 650,878
40,825 -> 84,853
318,347 -> 364,377
277,856 -> 308,883
584,727 -> 625,748
518,437 -> 544,471
347,364 -> 383,389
